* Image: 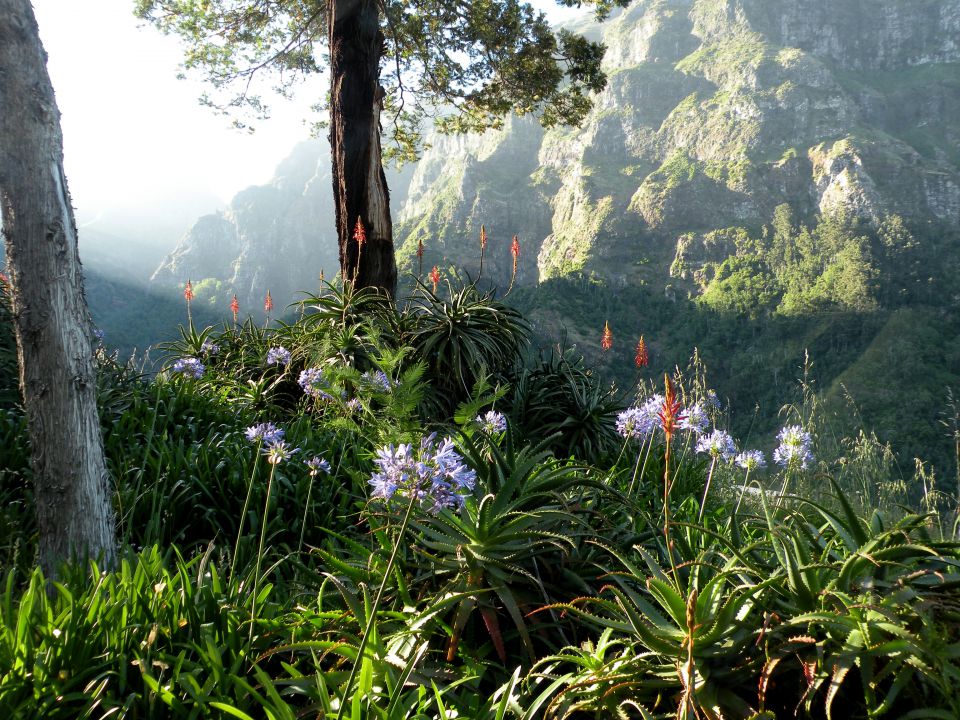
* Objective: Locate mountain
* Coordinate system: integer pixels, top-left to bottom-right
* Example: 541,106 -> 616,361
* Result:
396,0 -> 960,291
151,140 -> 415,314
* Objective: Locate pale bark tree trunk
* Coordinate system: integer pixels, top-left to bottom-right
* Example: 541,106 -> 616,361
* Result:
0,0 -> 117,576
328,0 -> 397,296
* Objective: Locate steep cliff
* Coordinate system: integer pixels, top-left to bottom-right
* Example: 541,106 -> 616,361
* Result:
396,0 -> 960,291
151,140 -> 414,313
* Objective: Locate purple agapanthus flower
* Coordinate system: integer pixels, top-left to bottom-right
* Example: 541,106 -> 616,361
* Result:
267,346 -> 292,366
736,450 -> 766,471
616,394 -> 664,439
200,340 -> 220,356
362,369 -> 393,392
773,425 -> 814,469
245,422 -> 285,444
680,402 -> 709,434
369,434 -> 476,512
298,367 -> 334,400
306,456 -> 331,476
264,440 -> 298,465
171,357 -> 204,379
477,410 -> 507,434
695,429 -> 737,461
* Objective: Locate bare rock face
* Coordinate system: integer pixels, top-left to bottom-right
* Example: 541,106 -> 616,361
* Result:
151,140 -> 413,314
395,0 -> 960,292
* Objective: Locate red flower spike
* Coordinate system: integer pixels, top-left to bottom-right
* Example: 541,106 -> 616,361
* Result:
601,321 -> 613,352
658,374 -> 685,442
635,336 -> 649,368
353,217 -> 367,247
429,265 -> 440,292
230,294 -> 239,320
264,290 -> 273,314
183,279 -> 194,303
510,235 -> 520,259
417,239 -> 424,258
480,224 -> 488,251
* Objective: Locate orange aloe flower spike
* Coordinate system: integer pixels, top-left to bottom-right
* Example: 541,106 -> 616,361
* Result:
635,336 -> 649,368
601,321 -> 613,352
353,217 -> 367,247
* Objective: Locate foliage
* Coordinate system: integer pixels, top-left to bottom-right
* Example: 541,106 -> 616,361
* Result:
4,275 -> 960,719
406,280 -> 530,416
508,345 -> 623,464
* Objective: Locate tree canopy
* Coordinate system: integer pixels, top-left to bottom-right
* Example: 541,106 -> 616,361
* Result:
134,0 -> 628,162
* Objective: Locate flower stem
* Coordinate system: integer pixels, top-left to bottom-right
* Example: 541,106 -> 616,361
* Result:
697,456 -> 718,525
663,434 -> 679,583
298,472 -> 315,556
231,445 -> 261,580
628,433 -> 654,498
733,467 -> 752,516
249,461 -> 277,643
776,468 -> 792,511
335,492 -> 419,720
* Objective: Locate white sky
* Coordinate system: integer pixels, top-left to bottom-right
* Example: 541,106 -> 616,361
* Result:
32,0 -> 586,220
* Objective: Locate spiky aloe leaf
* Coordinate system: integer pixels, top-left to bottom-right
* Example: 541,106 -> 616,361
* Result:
645,577 -> 687,627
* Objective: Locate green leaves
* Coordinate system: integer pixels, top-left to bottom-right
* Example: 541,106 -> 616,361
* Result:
137,0 -> 630,153
407,280 -> 529,412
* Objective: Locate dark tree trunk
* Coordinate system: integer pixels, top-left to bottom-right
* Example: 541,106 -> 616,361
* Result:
328,0 -> 397,296
0,0 -> 117,576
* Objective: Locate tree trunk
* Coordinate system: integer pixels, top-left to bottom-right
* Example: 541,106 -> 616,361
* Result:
0,0 -> 117,576
328,0 -> 397,296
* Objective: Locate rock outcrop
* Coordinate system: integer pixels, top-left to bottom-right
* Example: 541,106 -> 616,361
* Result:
395,0 -> 960,292
152,140 -> 414,313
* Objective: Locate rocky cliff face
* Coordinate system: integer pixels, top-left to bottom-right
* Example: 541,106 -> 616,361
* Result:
151,141 -> 413,313
156,1 -> 960,304
396,0 -> 960,291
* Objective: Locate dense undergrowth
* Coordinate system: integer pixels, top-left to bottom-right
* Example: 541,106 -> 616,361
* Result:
2,279 -> 960,718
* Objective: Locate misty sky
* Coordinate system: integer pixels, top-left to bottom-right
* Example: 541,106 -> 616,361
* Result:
32,0 -> 583,231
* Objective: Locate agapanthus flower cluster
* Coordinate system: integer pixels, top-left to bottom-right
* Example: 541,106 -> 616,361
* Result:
264,440 -> 298,465
679,402 -> 709,434
298,367 -> 335,400
245,422 -> 285,444
369,434 -> 477,512
171,357 -> 204,379
616,394 -> 664,439
267,346 -> 292,366
362,370 -> 394,392
306,456 -> 331,476
736,450 -> 767,471
200,340 -> 219,356
476,410 -> 507,434
346,398 -> 362,413
695,429 -> 737,461
92,329 -> 105,344
773,425 -> 814,469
